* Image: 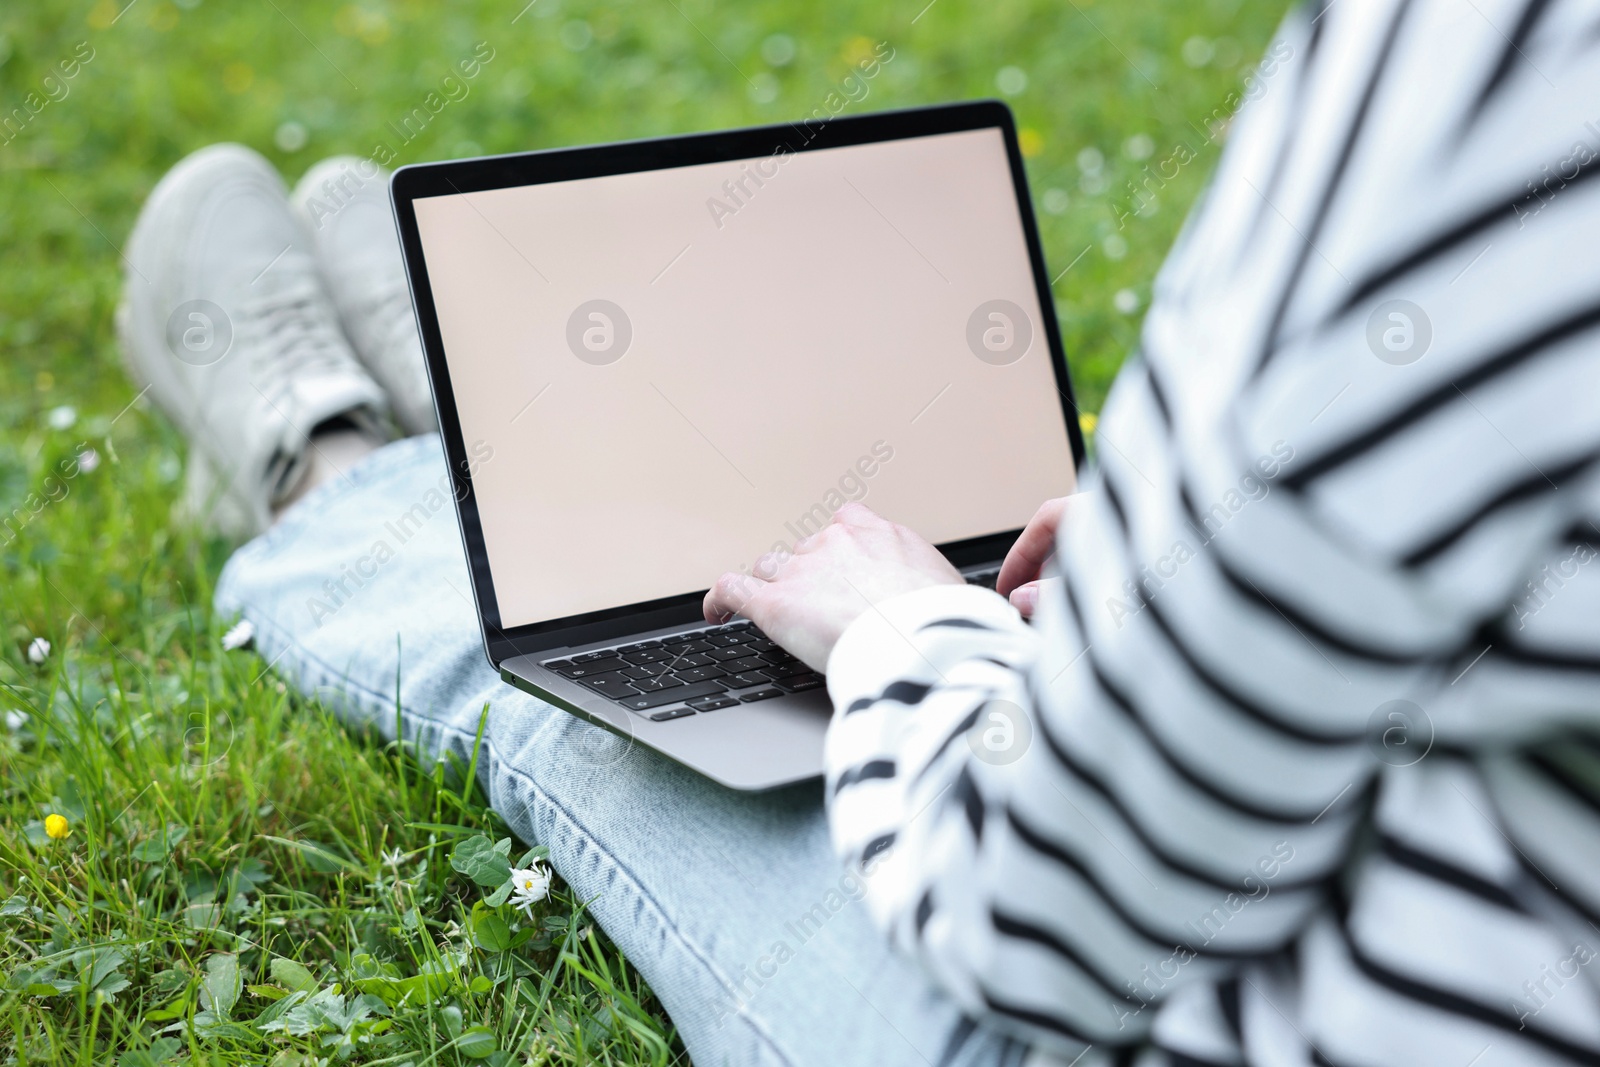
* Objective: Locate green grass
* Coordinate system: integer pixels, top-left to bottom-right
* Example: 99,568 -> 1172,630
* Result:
0,0 -> 1284,1062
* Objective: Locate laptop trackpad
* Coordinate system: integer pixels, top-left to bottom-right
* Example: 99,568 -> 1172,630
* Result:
647,689 -> 830,791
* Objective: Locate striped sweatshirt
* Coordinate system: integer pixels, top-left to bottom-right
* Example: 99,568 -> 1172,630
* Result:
823,2 -> 1600,1064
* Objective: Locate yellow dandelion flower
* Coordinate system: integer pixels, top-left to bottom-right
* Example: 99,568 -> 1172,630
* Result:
44,814 -> 70,840
87,0 -> 118,29
1079,412 -> 1099,437
1018,128 -> 1045,159
841,36 -> 876,68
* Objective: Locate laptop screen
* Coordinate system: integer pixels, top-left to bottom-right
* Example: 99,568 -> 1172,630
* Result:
412,125 -> 1078,630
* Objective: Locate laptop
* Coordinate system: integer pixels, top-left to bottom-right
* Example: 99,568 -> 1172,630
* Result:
389,101 -> 1084,791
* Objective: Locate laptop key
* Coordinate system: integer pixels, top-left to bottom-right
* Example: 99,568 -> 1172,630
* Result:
575,671 -> 639,698
761,661 -> 811,680
671,652 -> 715,669
673,666 -> 726,684
671,639 -> 714,654
723,672 -> 769,689
687,695 -> 740,711
622,647 -> 674,664
719,656 -> 765,675
558,657 -> 628,678
740,687 -> 784,702
776,675 -> 824,692
648,706 -> 696,722
621,665 -> 668,680
706,646 -> 750,662
966,569 -> 1000,590
573,651 -> 613,663
618,680 -> 727,711
704,633 -> 746,648
632,675 -> 686,693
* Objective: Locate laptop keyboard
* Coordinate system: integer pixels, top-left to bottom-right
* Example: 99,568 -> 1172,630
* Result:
540,568 -> 1000,722
541,620 -> 822,721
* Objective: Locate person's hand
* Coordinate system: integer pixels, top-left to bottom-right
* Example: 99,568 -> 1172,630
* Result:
703,503 -> 964,672
996,493 -> 1092,617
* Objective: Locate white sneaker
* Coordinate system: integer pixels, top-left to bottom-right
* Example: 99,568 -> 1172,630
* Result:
289,156 -> 438,436
117,144 -> 391,539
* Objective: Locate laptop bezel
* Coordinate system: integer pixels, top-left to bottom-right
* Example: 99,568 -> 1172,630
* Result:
390,99 -> 1087,667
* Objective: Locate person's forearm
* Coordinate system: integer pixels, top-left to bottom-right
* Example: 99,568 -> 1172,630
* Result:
821,474 -> 1370,1049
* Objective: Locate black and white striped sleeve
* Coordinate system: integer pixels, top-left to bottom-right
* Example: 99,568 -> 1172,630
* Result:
824,0 -> 1600,1061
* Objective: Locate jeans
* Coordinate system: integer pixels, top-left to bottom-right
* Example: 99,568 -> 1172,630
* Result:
215,435 -> 1044,1067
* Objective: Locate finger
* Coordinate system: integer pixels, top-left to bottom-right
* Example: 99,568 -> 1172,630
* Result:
832,501 -> 887,528
703,571 -> 766,624
1009,580 -> 1041,618
997,496 -> 1069,597
750,549 -> 789,580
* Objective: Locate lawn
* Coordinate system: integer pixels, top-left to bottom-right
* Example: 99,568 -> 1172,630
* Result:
0,0 -> 1284,1062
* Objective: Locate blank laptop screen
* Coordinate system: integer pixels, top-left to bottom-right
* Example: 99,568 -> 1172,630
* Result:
412,126 -> 1078,630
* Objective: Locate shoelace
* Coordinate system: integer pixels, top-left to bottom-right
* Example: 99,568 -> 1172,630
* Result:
242,278 -> 358,414
238,277 -> 364,499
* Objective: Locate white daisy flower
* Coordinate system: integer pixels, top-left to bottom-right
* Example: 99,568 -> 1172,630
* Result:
221,619 -> 255,651
381,848 -> 406,868
76,447 -> 100,474
507,863 -> 552,915
5,710 -> 27,731
47,406 -> 76,431
26,638 -> 50,664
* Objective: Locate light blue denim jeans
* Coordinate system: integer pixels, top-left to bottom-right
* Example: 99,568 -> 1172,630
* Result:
215,435 -> 1034,1067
